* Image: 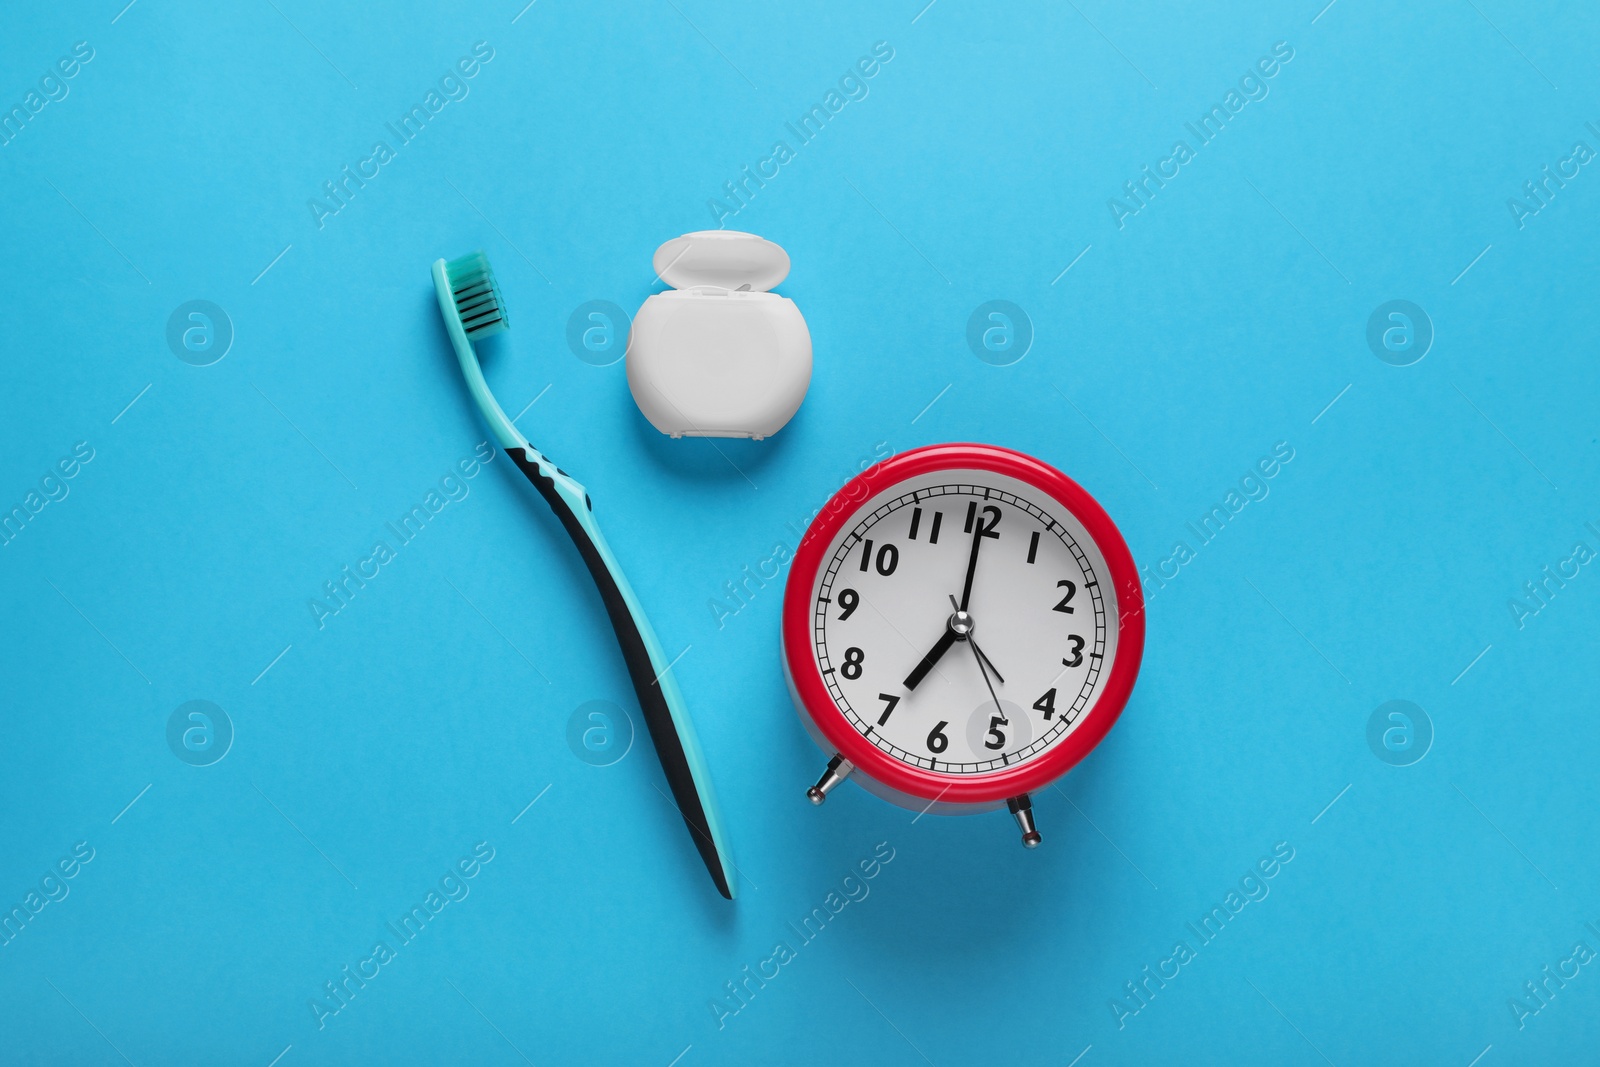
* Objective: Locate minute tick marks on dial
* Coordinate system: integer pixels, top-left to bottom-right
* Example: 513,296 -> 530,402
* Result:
790,446 -> 1144,849
812,477 -> 1116,775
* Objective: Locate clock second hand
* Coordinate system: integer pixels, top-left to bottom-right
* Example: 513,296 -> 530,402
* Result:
970,638 -> 1005,685
967,633 -> 1007,725
945,594 -> 1005,683
947,594 -> 1007,723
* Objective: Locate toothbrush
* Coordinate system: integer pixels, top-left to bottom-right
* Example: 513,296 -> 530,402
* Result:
432,251 -> 737,900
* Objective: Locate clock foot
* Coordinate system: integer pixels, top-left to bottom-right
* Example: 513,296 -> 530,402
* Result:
1008,795 -> 1042,848
807,755 -> 854,805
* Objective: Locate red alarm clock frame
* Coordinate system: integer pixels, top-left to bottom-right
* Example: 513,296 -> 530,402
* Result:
781,443 -> 1145,847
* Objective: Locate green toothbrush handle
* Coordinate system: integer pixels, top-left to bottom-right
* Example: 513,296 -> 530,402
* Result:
504,446 -> 737,900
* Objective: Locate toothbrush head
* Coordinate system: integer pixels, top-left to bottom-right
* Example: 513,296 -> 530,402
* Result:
442,251 -> 509,340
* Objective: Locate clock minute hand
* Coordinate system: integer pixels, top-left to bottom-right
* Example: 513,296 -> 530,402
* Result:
958,524 -> 984,612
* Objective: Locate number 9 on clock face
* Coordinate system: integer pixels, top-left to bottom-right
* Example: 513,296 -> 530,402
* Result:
782,443 -> 1145,844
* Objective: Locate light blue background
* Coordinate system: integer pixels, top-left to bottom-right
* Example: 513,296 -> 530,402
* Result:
2,1 -> 1598,1064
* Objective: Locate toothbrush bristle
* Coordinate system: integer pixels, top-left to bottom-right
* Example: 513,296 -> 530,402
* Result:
444,251 -> 508,339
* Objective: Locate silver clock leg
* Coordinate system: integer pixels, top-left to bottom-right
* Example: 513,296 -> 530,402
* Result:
807,755 -> 854,805
1008,795 -> 1042,848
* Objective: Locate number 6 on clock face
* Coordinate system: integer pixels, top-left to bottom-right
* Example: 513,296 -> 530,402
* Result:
819,478 -> 1107,769
782,443 -> 1146,848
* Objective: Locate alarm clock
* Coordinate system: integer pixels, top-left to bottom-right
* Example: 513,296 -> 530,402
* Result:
781,443 -> 1145,846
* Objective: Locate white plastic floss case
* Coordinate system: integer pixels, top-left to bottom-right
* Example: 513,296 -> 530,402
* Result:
626,231 -> 812,440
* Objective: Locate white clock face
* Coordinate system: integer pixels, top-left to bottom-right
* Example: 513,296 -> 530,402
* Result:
809,470 -> 1120,776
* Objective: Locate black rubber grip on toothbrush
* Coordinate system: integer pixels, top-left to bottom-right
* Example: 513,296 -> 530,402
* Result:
505,447 -> 733,900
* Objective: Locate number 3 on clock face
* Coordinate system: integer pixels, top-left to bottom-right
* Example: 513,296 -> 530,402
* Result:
816,473 -> 1112,773
782,443 -> 1146,834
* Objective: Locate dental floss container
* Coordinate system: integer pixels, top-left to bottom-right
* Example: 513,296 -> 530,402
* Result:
626,231 -> 812,440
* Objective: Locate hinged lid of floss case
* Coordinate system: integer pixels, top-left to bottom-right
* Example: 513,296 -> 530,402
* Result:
653,231 -> 791,292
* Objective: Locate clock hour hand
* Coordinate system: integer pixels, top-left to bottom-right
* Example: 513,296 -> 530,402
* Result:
903,627 -> 958,692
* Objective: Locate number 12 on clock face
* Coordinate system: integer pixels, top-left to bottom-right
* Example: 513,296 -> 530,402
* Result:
782,444 -> 1145,849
